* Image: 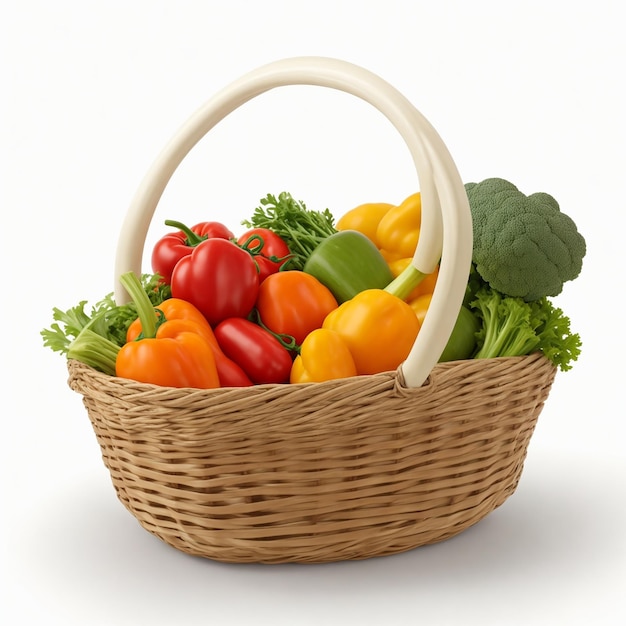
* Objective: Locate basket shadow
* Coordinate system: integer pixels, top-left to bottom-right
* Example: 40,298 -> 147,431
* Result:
25,458 -> 611,598
240,473 -> 606,587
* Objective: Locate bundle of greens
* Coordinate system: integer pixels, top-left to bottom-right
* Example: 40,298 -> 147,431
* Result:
41,274 -> 170,374
242,192 -> 337,270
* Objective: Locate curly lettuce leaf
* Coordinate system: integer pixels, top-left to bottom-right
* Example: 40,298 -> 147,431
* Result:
41,273 -> 171,355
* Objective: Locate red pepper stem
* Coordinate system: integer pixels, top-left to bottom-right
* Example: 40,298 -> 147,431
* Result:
164,219 -> 206,247
119,271 -> 159,339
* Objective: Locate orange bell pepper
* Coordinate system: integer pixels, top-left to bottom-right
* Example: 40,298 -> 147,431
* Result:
127,297 -> 216,343
322,289 -> 420,376
255,270 -> 338,345
115,272 -> 220,389
290,328 -> 357,383
126,290 -> 252,388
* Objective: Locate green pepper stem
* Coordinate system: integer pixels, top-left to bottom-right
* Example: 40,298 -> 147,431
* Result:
384,264 -> 427,301
249,308 -> 300,353
239,233 -> 293,265
164,219 -> 206,247
67,329 -> 120,375
240,233 -> 265,255
119,271 -> 159,338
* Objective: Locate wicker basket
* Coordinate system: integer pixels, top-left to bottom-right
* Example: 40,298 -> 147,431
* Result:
67,57 -> 557,564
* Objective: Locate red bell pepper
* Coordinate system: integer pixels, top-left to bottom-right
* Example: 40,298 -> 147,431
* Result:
152,219 -> 234,284
214,317 -> 293,385
171,237 -> 260,327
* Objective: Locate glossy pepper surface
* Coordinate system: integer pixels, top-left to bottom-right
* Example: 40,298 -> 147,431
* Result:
126,297 -> 252,387
322,288 -> 420,375
303,230 -> 393,303
376,192 -> 421,260
214,317 -> 293,385
171,237 -> 259,326
290,328 -> 357,383
437,305 -> 479,362
255,270 -> 338,346
152,219 -> 234,284
115,272 -> 220,389
336,202 -> 394,248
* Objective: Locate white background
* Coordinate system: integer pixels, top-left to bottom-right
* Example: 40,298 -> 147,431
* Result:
2,1 -> 624,624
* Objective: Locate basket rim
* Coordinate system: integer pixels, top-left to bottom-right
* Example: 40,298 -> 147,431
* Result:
67,351 -> 554,396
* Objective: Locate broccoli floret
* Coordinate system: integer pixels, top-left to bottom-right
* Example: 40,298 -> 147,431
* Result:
465,178 -> 586,301
472,286 -> 541,359
470,280 -> 582,371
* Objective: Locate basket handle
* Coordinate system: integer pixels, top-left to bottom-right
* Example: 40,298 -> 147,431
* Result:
114,56 -> 473,388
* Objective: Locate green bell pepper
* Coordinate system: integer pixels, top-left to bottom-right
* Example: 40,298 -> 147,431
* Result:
438,305 -> 480,362
303,230 -> 394,303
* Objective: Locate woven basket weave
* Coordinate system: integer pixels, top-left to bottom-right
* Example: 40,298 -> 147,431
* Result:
66,57 -> 557,563
68,354 -> 554,563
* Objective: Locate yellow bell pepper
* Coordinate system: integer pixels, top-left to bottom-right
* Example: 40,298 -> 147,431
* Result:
290,328 -> 357,383
408,293 -> 432,326
336,202 -> 394,248
376,192 -> 421,259
322,289 -> 420,375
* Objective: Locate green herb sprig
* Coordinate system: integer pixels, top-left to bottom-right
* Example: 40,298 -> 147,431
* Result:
242,192 -> 337,270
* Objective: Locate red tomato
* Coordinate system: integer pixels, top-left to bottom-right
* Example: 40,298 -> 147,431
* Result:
237,228 -> 292,283
214,318 -> 293,385
255,271 -> 338,346
171,238 -> 259,326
